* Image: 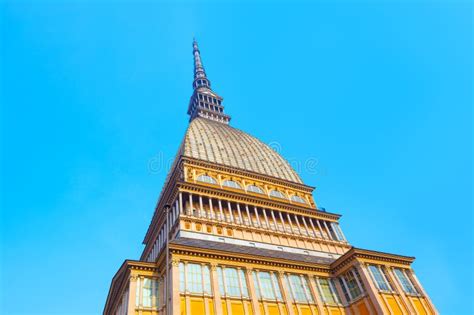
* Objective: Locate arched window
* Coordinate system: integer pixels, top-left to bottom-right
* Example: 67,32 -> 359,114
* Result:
269,190 -> 286,199
247,185 -> 264,194
197,174 -> 217,185
222,180 -> 242,189
291,195 -> 307,204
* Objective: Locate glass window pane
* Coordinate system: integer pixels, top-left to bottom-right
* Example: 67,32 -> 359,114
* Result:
369,265 -> 390,291
217,267 -> 225,296
270,273 -> 283,300
289,275 -> 307,302
142,278 -> 152,307
338,278 -> 350,302
259,272 -> 276,299
239,269 -> 249,297
187,263 -> 203,293
302,276 -> 314,302
225,268 -> 241,297
344,270 -> 362,300
329,279 -> 341,303
394,268 -> 417,294
203,265 -> 212,294
318,278 -> 336,303
252,271 -> 261,298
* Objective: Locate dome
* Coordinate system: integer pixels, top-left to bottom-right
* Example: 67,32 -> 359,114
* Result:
183,118 -> 302,183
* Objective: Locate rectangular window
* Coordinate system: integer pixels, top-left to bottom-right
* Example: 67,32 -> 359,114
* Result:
317,278 -> 336,304
203,265 -> 212,295
338,278 -> 351,302
331,222 -> 345,241
287,274 -> 313,303
394,268 -> 418,294
252,271 -> 261,299
217,267 -> 225,296
135,277 -> 159,308
290,275 -> 306,302
239,269 -> 249,298
343,270 -> 362,300
225,268 -> 241,297
259,271 -> 276,299
368,265 -> 391,291
142,278 -> 152,307
270,273 -> 283,300
187,263 -> 203,293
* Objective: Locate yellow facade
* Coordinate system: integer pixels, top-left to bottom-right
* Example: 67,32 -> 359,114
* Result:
103,40 -> 438,315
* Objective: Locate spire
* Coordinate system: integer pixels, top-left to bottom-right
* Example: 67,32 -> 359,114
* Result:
187,39 -> 231,124
192,39 -> 210,90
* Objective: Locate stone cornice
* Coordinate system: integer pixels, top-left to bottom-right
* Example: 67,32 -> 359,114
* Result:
169,242 -> 331,273
330,247 -> 415,273
183,157 -> 315,192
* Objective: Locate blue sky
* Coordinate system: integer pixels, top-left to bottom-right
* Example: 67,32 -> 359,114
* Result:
0,1 -> 472,314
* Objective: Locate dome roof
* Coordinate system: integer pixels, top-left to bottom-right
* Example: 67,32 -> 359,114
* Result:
183,118 -> 302,183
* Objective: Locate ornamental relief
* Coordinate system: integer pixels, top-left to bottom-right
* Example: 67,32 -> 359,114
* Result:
185,165 -> 315,208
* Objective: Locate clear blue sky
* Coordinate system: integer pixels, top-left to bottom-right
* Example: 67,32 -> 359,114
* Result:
1,1 -> 472,314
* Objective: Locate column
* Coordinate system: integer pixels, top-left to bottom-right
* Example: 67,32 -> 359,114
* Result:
227,201 -> 234,223
308,218 -> 319,238
262,209 -> 270,229
409,270 -> 439,314
300,275 -> 316,315
254,207 -> 262,227
245,205 -> 252,226
237,268 -> 250,315
385,267 -> 416,314
301,216 -> 312,237
127,275 -> 138,315
171,259 -> 181,315
237,203 -> 243,225
355,263 -> 385,314
294,215 -> 304,235
209,198 -> 214,220
316,220 -> 328,239
313,277 -> 328,313
246,269 -> 261,315
199,195 -> 204,218
188,194 -> 193,216
218,199 -> 224,221
270,210 -> 278,231
278,271 -> 295,315
211,264 -> 223,315
286,213 -> 296,234
184,263 -> 190,314
279,211 -> 287,233
202,264 -> 210,315
179,192 -> 183,214
323,221 -> 334,240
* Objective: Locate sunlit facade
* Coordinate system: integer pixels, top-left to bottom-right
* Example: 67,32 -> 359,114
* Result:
104,40 -> 437,315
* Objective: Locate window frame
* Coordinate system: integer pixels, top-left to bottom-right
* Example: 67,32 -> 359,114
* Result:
222,179 -> 243,189
196,174 -> 218,185
269,190 -> 286,199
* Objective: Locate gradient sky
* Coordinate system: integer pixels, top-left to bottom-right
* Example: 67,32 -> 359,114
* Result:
1,1 -> 472,314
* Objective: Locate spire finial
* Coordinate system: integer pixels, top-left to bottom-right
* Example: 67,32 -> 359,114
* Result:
187,38 -> 231,124
192,38 -> 211,89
